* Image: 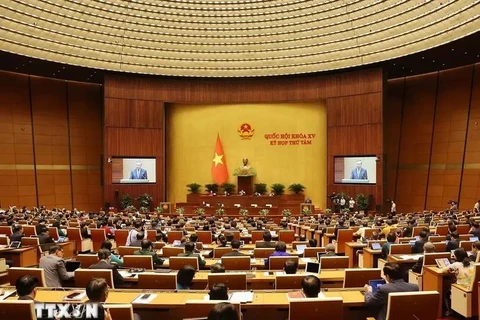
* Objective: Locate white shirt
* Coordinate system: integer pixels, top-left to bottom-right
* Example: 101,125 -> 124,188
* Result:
349,200 -> 355,208
391,202 -> 396,212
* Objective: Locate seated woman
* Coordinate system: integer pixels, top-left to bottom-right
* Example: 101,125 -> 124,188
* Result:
101,240 -> 123,266
209,283 -> 229,300
177,265 -> 196,290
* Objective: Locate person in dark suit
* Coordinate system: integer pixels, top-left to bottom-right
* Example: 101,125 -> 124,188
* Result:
446,231 -> 460,252
9,224 -> 25,242
177,242 -> 206,267
222,239 -> 246,257
284,259 -> 298,274
301,275 -> 321,298
134,239 -> 164,266
38,225 -> 55,252
350,160 -> 368,180
411,242 -> 435,273
35,219 -> 47,236
16,275 -> 40,301
412,230 -> 428,254
129,161 -> 148,180
469,241 -> 480,261
364,262 -> 419,320
89,249 -> 125,288
255,231 -> 277,248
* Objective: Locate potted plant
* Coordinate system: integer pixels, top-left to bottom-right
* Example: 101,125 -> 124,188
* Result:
195,207 -> 205,216
282,209 -> 292,217
205,183 -> 219,194
175,207 -> 185,215
270,183 -> 285,196
120,194 -> 133,209
136,193 -> 153,209
139,206 -> 149,213
125,205 -> 137,212
254,183 -> 267,195
341,208 -> 351,214
355,193 -> 369,213
221,183 -> 236,195
154,206 -> 164,214
186,183 -> 202,194
302,207 -> 311,216
288,183 -> 306,194
215,208 -> 226,216
239,208 -> 249,216
259,209 -> 270,216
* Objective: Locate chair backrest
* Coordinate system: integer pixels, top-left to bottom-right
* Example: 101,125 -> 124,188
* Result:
224,231 -> 240,240
0,236 -> 9,246
213,247 -> 232,258
169,256 -> 199,270
423,252 -> 452,266
431,242 -> 447,252
336,229 -> 354,254
69,222 -> 79,227
162,246 -> 185,257
48,227 -> 60,240
253,248 -> 275,258
363,228 -> 377,239
184,300 -> 241,320
66,227 -> 82,241
304,247 -> 326,258
460,241 -> 474,250
123,255 -> 153,269
269,256 -> 299,270
343,268 -> 381,288
292,241 -> 309,250
137,273 -> 177,289
117,246 -> 141,256
389,244 -> 412,255
90,229 -> 107,252
75,269 -> 114,289
153,242 -> 166,250
22,225 -> 37,237
146,230 -> 157,242
289,297 -> 343,320
115,229 -> 130,246
459,234 -> 473,241
435,225 -> 449,236
8,267 -> 46,287
456,224 -> 470,234
275,274 -> 306,289
412,227 -> 424,237
0,300 -> 36,320
279,230 -> 295,243
196,231 -> 212,244
251,231 -> 264,243
319,256 -> 349,269
221,256 -> 251,271
386,291 -> 439,320
103,304 -> 134,320
207,273 -> 247,290
0,226 -> 12,236
428,235 -> 446,242
76,254 -> 100,268
465,263 -> 480,291
168,231 -> 184,243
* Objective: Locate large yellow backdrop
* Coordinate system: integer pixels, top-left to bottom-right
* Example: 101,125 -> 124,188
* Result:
166,102 -> 327,208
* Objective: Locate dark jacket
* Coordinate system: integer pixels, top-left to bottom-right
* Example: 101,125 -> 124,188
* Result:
89,260 -> 125,288
413,239 -> 426,254
411,256 -> 424,273
38,233 -> 55,252
446,240 -> 460,252
134,249 -> 164,266
9,232 -> 24,242
365,279 -> 419,320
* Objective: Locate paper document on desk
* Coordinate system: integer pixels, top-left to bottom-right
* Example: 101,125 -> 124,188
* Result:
0,291 -> 15,301
250,258 -> 256,264
399,254 -> 422,260
301,258 -> 312,263
230,291 -> 254,303
133,293 -> 157,304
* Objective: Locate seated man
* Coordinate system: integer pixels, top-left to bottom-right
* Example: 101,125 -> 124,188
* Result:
255,230 -> 276,248
134,239 -> 165,266
364,262 -> 419,320
446,231 -> 460,252
39,245 -> 74,287
38,225 -> 56,252
222,239 -> 246,256
177,242 -> 206,267
469,241 -> 480,261
324,243 -> 336,256
10,224 -> 24,242
209,283 -> 229,300
177,265 -> 196,290
381,232 -> 397,259
302,275 -> 321,298
411,242 -> 435,273
129,231 -> 144,247
284,259 -> 298,274
16,275 -> 39,301
89,249 -> 125,288
413,230 -> 428,254
210,263 -> 225,273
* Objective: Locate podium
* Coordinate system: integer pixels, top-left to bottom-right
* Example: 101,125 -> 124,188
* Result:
237,176 -> 253,195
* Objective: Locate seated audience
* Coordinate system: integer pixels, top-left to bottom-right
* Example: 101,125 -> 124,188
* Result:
302,275 -> 321,298
413,230 -> 428,254
222,239 -> 246,256
469,241 -> 480,261
265,241 -> 289,267
177,265 -> 196,290
39,245 -> 74,287
52,221 -> 67,237
381,232 -> 397,259
210,263 -> 226,273
100,241 -> 123,266
134,239 -> 165,266
16,275 -> 39,301
256,230 -> 276,248
10,224 -> 24,241
334,219 -> 348,238
38,225 -> 56,252
126,221 -> 145,246
178,242 -> 206,267
284,259 -> 298,274
470,222 -> 480,237
209,283 -> 229,300
225,232 -> 234,243
324,243 -> 336,256
89,249 -> 125,288
442,248 -> 474,288
364,262 -> 419,320
411,242 -> 435,273
129,231 -> 144,247
208,302 -> 239,320
100,220 -> 115,240
308,239 -> 317,247
446,231 -> 460,252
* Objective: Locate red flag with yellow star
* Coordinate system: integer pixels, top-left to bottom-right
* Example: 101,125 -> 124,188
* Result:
211,134 -> 229,185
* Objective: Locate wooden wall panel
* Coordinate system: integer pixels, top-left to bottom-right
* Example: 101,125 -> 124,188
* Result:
0,71 -> 102,210
104,68 -> 383,210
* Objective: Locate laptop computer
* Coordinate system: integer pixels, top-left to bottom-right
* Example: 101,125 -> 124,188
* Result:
9,241 -> 21,249
172,240 -> 181,247
470,237 -> 479,242
369,279 -> 386,293
65,261 -> 81,272
435,258 -> 451,269
409,240 -> 416,246
371,243 -> 382,250
305,261 -> 320,274
57,236 -> 66,243
270,231 -> 277,236
296,245 -> 306,255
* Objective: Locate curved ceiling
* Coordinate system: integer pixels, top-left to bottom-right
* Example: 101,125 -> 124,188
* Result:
0,0 -> 478,77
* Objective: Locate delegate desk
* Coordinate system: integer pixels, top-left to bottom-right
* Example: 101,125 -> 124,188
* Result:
161,257 -> 311,271
118,269 -> 346,290
0,246 -> 37,267
362,248 -> 382,268
345,242 -> 367,268
422,266 -> 449,318
24,287 -> 367,320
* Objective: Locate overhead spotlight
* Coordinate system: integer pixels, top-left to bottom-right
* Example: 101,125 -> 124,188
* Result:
451,48 -> 454,51
465,52 -> 468,54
